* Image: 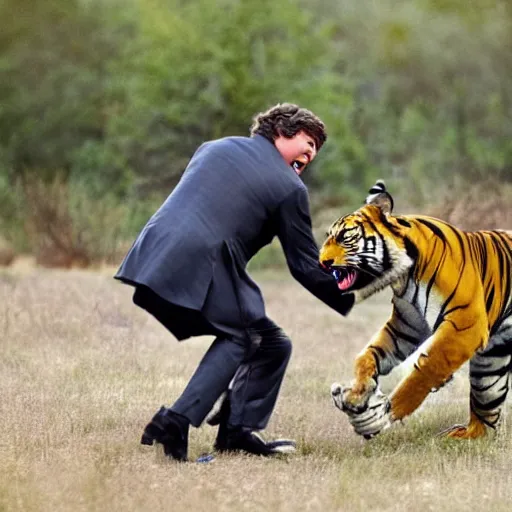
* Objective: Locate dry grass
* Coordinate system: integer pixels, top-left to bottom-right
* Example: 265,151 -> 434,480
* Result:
1,268 -> 512,511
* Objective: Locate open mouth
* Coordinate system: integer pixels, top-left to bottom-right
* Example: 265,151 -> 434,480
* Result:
331,267 -> 358,291
292,155 -> 309,173
329,265 -> 376,292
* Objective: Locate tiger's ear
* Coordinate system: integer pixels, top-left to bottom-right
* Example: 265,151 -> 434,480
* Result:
365,179 -> 394,215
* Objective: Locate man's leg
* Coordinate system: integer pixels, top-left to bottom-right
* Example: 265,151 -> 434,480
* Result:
212,318 -> 294,455
229,318 -> 292,429
170,334 -> 250,426
133,285 -> 252,460
141,333 -> 251,460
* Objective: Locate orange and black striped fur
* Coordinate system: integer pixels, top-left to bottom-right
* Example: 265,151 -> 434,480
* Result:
319,180 -> 512,438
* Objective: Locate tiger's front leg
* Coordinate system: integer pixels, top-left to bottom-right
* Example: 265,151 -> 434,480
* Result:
333,350 -> 379,414
332,307 -> 427,416
331,331 -> 396,439
331,329 -> 387,416
389,319 -> 487,424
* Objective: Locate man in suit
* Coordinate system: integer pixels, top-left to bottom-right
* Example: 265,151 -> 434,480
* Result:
115,103 -> 354,461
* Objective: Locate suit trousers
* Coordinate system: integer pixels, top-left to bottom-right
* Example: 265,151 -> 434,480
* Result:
133,286 -> 292,430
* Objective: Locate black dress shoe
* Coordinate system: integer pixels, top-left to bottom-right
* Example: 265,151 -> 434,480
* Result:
217,427 -> 296,456
141,406 -> 189,461
208,393 -> 295,456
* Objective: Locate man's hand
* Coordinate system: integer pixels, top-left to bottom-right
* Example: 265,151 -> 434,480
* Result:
331,383 -> 392,439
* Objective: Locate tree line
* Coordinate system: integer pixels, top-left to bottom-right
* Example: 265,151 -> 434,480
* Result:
0,0 -> 511,264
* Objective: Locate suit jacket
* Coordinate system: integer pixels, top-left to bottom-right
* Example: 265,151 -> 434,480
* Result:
115,135 -> 353,339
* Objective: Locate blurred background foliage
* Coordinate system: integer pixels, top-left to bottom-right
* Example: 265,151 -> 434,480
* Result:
0,0 -> 511,267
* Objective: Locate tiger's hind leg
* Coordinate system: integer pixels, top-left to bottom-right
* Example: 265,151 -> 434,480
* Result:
441,341 -> 511,439
440,411 -> 487,439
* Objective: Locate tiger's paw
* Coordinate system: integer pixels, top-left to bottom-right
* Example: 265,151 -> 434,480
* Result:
331,382 -> 392,439
331,378 -> 377,414
438,422 -> 487,440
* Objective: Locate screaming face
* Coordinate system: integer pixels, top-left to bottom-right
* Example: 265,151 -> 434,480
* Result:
274,130 -> 317,175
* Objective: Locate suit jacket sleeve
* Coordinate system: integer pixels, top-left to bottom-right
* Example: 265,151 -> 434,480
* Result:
276,186 -> 354,316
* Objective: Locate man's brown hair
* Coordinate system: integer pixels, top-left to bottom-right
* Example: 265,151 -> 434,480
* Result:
250,103 -> 327,150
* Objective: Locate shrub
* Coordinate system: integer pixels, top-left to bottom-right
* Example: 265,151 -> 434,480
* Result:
0,236 -> 15,266
21,174 -> 155,268
427,178 -> 512,231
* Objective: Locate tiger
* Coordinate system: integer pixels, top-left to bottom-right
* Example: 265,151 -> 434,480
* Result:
319,180 -> 512,439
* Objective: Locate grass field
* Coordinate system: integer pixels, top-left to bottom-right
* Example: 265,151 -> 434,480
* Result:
2,267 -> 512,511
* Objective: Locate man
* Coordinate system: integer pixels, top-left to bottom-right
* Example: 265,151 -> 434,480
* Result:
115,103 -> 354,461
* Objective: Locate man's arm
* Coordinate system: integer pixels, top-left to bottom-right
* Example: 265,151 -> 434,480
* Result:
275,186 -> 354,316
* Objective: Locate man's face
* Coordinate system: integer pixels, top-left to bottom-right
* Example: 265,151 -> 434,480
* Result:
274,130 -> 318,175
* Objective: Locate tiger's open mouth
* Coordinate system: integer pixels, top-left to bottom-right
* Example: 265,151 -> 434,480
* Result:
331,267 -> 358,291
330,266 -> 375,292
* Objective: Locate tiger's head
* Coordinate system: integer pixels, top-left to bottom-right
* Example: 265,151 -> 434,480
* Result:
319,180 -> 415,303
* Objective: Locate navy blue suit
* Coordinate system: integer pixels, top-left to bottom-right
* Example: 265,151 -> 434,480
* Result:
115,135 -> 353,428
